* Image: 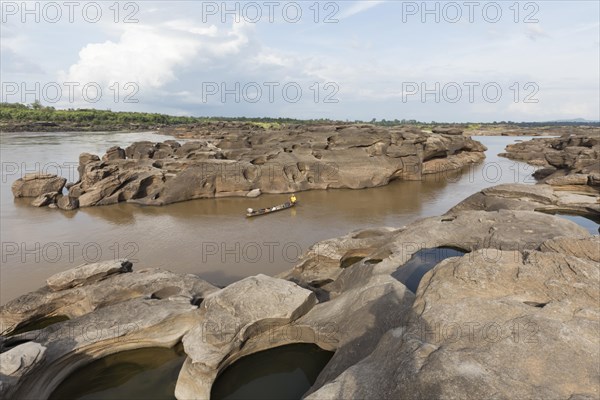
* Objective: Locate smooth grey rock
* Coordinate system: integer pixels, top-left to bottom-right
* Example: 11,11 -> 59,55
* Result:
0,341 -> 46,376
246,188 -> 261,197
308,243 -> 600,399
1,267 -> 218,336
299,274 -> 414,396
5,297 -> 198,400
175,275 -> 317,399
0,342 -> 46,395
46,259 -> 133,291
449,183 -> 599,217
278,227 -> 398,285
282,209 -> 590,290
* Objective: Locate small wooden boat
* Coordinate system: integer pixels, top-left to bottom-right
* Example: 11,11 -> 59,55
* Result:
246,201 -> 296,217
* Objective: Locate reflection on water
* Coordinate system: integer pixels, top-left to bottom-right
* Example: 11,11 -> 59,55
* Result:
1,133 -> 546,303
49,344 -> 186,400
211,343 -> 334,400
392,247 -> 467,292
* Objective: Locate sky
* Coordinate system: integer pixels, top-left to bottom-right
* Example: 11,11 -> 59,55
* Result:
1,0 -> 599,122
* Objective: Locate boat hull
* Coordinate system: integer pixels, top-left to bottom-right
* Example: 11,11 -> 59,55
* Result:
246,201 -> 296,217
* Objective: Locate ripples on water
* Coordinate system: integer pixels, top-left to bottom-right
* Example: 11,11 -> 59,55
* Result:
2,133 -> 583,303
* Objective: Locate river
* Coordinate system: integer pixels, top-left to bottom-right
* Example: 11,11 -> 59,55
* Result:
0,133 -> 560,304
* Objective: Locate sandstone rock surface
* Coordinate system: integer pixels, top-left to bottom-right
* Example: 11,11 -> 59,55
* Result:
11,173 -> 66,198
45,259 -> 133,291
30,192 -> 60,207
0,262 -> 218,399
1,198 -> 596,400
500,134 -> 599,190
175,275 -> 317,399
31,125 -> 486,209
449,183 -> 600,223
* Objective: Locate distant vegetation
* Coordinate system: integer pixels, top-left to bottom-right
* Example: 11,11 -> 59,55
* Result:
1,102 -> 597,132
0,101 -> 202,126
0,102 -> 344,130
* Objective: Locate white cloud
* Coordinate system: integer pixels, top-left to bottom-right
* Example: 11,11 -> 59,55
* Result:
62,21 -> 254,89
2,1 -> 597,121
163,19 -> 218,36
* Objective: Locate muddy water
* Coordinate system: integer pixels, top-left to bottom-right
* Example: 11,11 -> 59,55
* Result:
211,343 -> 334,400
49,344 -> 186,400
1,134 -> 546,303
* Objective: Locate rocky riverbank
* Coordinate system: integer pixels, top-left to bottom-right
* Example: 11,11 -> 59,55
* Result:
466,124 -> 599,137
500,133 -> 599,189
1,183 -> 598,399
11,124 -> 486,209
0,120 -> 166,133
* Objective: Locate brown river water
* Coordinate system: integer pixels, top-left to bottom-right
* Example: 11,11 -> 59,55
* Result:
0,133 -> 572,304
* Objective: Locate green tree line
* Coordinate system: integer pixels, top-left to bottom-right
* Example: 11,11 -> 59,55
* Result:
1,102 -> 597,128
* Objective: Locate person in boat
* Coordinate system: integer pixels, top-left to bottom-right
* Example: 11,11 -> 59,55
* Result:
290,194 -> 297,204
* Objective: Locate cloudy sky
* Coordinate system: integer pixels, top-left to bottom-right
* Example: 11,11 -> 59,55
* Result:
1,1 -> 599,122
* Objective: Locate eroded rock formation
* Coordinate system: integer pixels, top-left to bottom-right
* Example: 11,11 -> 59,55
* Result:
1,205 -> 596,400
15,125 -> 487,209
11,173 -> 66,198
449,183 -> 600,219
500,133 -> 599,189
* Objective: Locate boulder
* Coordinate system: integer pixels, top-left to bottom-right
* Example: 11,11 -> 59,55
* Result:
46,259 -> 133,291
56,195 -> 79,211
431,127 -> 464,135
532,166 -> 557,180
30,192 -> 60,207
545,173 -> 589,186
246,188 -> 261,197
102,146 -> 126,161
125,141 -> 155,159
77,153 -> 100,180
11,174 -> 66,198
278,227 -> 397,285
